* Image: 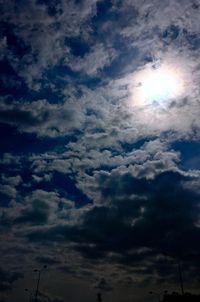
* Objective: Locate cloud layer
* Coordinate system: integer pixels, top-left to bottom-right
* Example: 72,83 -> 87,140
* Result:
0,0 -> 200,301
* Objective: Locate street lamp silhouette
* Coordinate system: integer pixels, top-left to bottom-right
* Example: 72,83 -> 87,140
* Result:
97,292 -> 102,302
163,252 -> 184,295
177,258 -> 184,295
25,288 -> 33,302
149,290 -> 168,302
34,265 -> 47,302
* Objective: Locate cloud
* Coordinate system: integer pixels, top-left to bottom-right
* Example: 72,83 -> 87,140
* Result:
7,189 -> 75,226
0,268 -> 23,291
0,99 -> 84,137
0,174 -> 22,200
32,173 -> 52,183
66,43 -> 117,76
1,175 -> 22,187
35,255 -> 61,266
0,153 -> 21,166
0,294 -> 7,302
37,291 -> 65,302
0,184 -> 17,199
21,169 -> 200,281
94,278 -> 113,292
0,0 -> 200,300
0,0 -> 99,88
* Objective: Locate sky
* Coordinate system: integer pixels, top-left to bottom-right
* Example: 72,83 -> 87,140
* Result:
0,0 -> 200,301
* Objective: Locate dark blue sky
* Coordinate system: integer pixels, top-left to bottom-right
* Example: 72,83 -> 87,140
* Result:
0,1 -> 200,301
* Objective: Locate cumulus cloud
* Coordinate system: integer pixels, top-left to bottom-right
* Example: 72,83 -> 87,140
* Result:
67,43 -> 117,76
3,189 -> 75,227
19,170 -> 200,261
0,0 -> 99,87
0,0 -> 200,300
0,174 -> 22,200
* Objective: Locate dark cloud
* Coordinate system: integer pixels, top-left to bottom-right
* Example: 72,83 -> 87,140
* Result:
0,100 -> 84,137
35,255 -> 61,266
14,199 -> 49,225
37,291 -> 65,302
94,278 -> 113,292
24,170 -> 200,281
0,268 -> 23,291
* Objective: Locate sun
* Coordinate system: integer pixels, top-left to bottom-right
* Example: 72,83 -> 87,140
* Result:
132,61 -> 184,106
140,66 -> 179,102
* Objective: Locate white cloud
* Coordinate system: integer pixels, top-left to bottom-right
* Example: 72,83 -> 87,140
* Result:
0,0 -> 99,87
67,43 -> 117,76
1,175 -> 22,187
0,184 -> 17,199
1,1 -> 200,298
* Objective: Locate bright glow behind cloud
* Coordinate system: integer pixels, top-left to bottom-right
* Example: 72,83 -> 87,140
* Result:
132,61 -> 185,107
123,55 -> 197,135
140,66 -> 180,102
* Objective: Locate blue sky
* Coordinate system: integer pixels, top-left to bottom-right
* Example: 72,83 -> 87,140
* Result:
0,0 -> 200,301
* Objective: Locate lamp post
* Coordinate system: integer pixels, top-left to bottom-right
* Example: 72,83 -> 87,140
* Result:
97,292 -> 102,302
34,265 -> 47,302
177,258 -> 184,295
162,252 -> 184,295
25,288 -> 33,302
149,290 -> 168,302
